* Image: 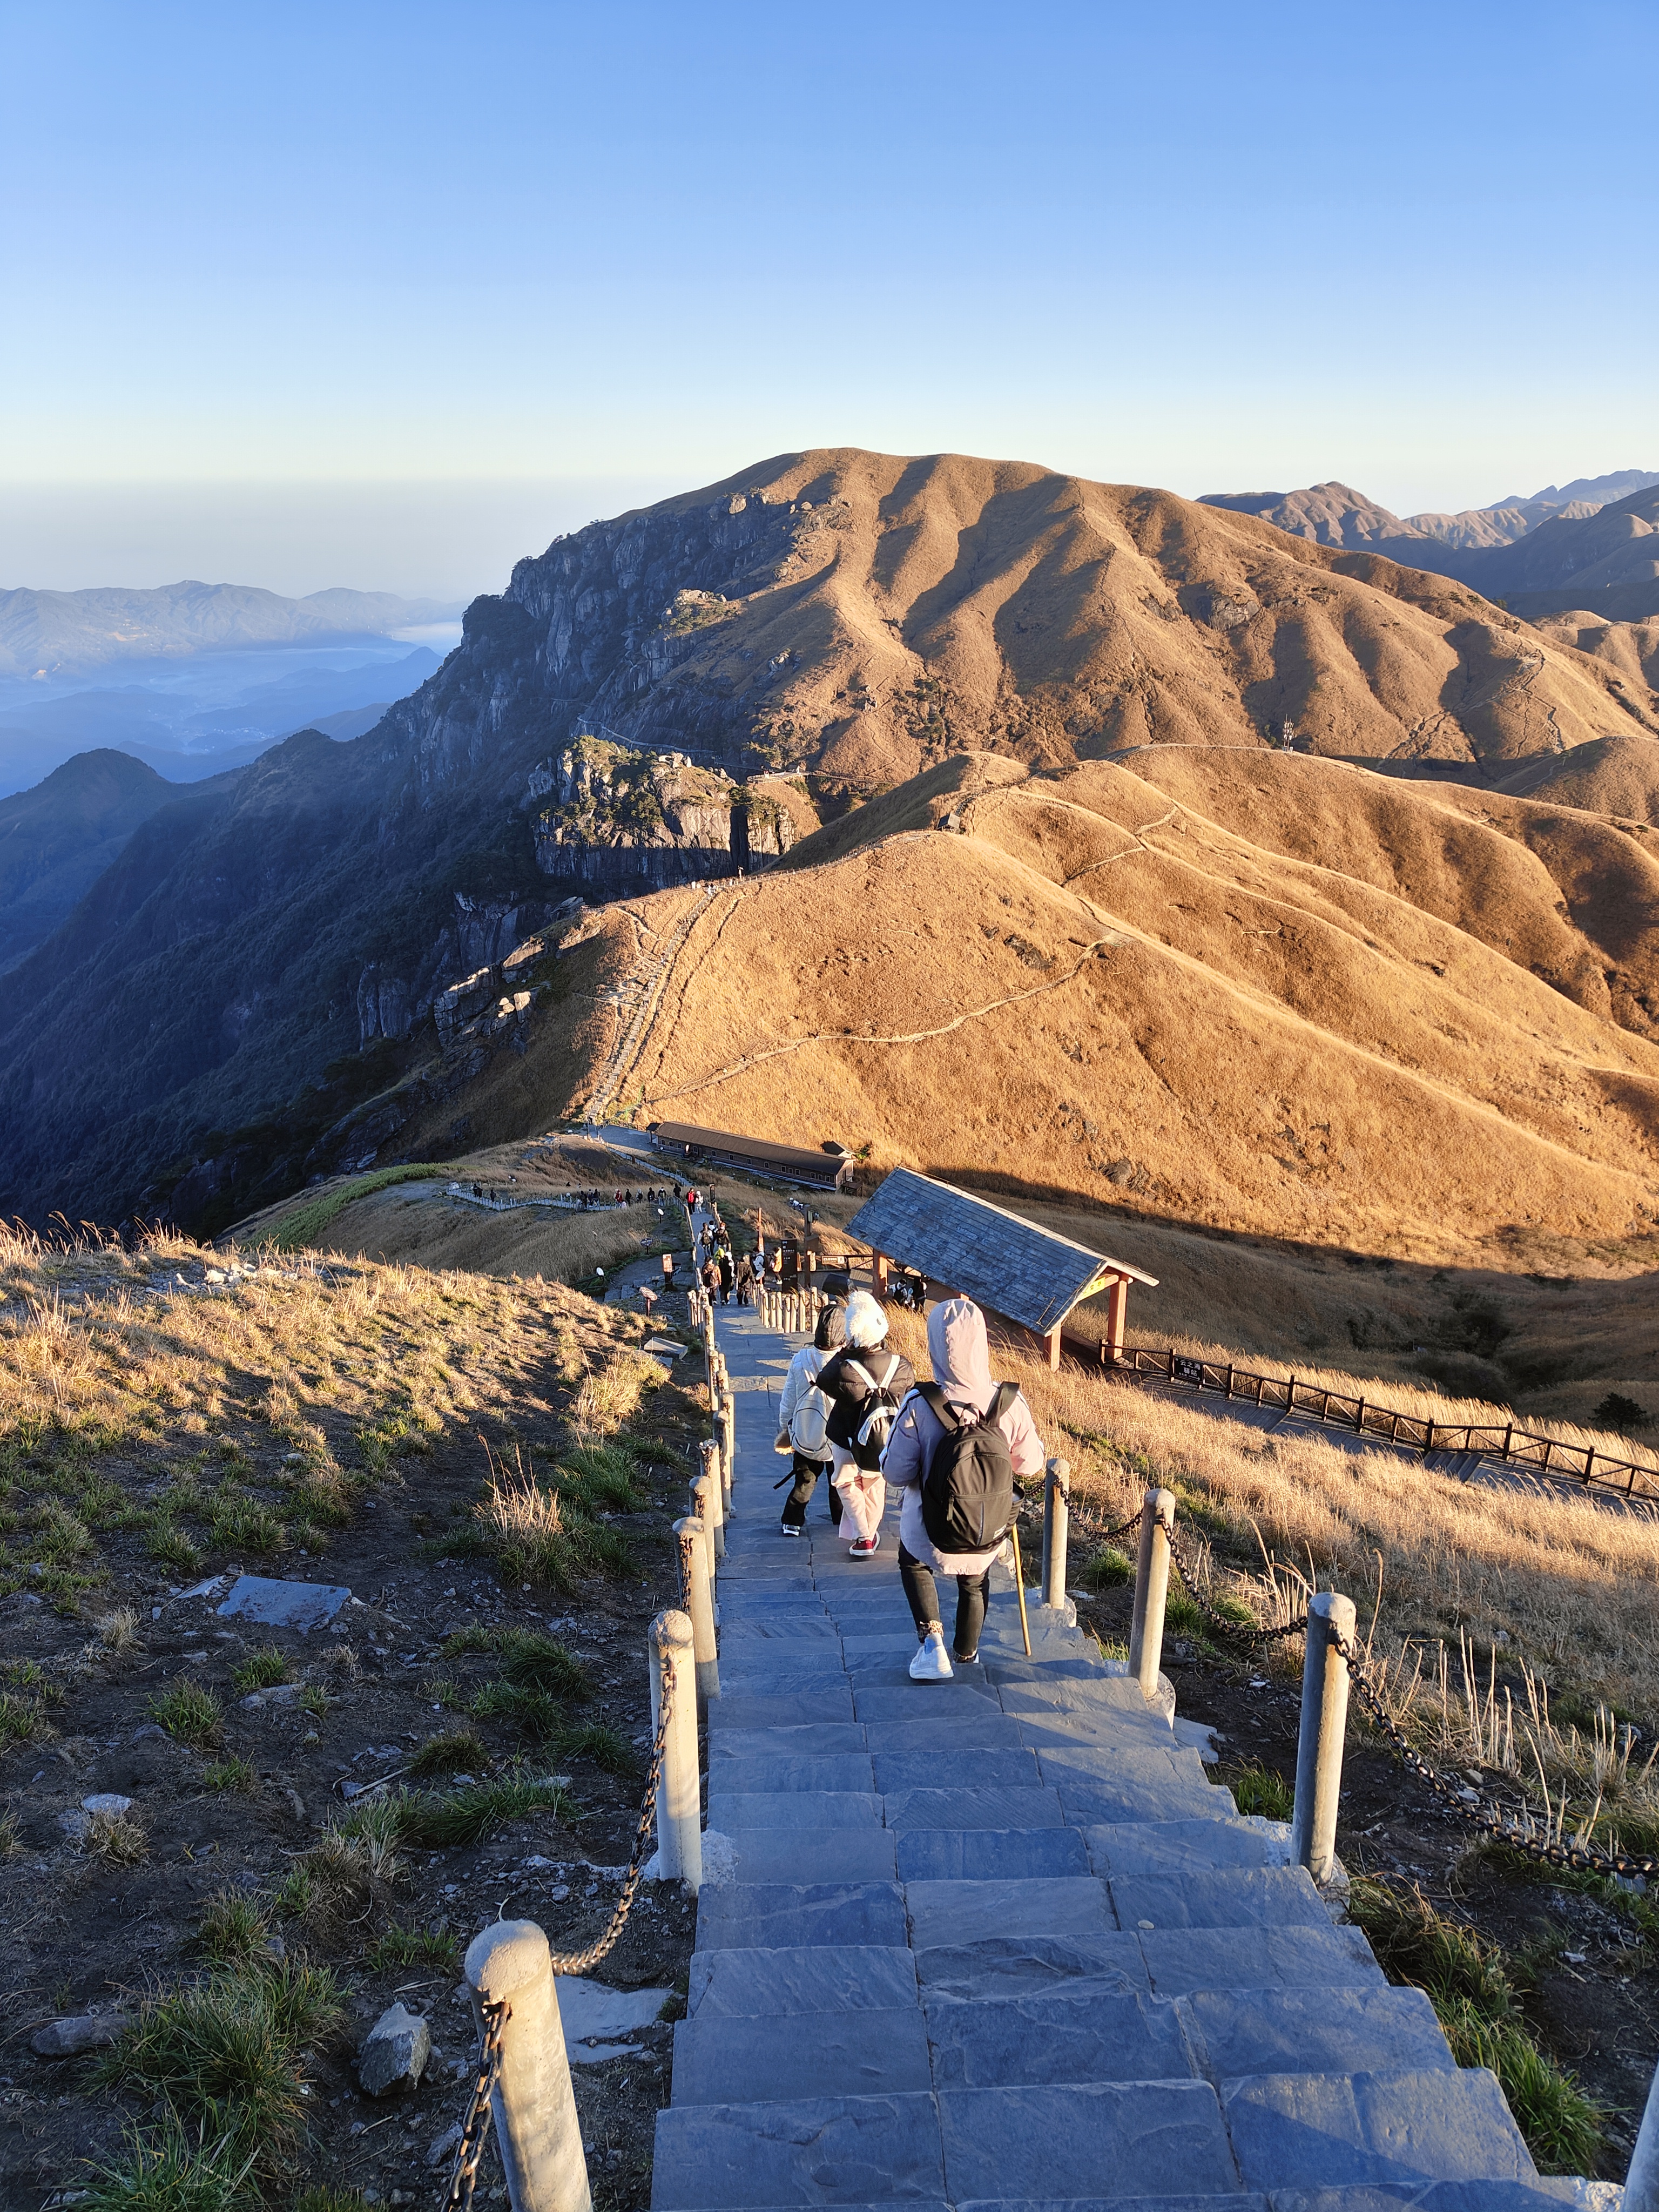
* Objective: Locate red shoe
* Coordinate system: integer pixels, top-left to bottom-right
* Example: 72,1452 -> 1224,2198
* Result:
848,1535 -> 880,1558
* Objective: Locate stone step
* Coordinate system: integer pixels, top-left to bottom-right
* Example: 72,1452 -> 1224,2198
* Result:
706,1791 -> 884,1832
695,1880 -> 909,1951
708,1754 -> 875,1793
1037,1745 -> 1213,1790
854,1684 -> 1003,1722
651,2088 -> 945,2208
1183,1984 -> 1453,2083
907,1874 -> 1116,1950
882,1785 -> 1067,1833
670,2006 -> 933,2106
862,1712 -> 1028,1755
938,2079 -> 1238,2204
1221,2066 -> 1536,2190
923,1986 -> 1196,2087
894,1826 -> 1092,1883
1083,1820 -> 1277,1877
917,1934 -> 1150,2000
709,1691 -> 857,1731
1109,1867 -> 1331,1931
1139,1923 -> 1385,1994
689,1945 -> 918,2019
871,1747 -> 1043,1793
723,1829 -> 900,1884
709,1723 -> 869,1762
1056,1779 -> 1237,1828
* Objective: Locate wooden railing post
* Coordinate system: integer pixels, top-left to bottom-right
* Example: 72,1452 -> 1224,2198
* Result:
648,1609 -> 702,1890
1291,1590 -> 1356,1884
675,1516 -> 719,1710
1041,1458 -> 1070,1609
464,1919 -> 591,2212
1128,1487 -> 1175,1698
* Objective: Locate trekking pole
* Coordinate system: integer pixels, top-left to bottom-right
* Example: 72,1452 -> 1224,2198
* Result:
1009,1516 -> 1033,1657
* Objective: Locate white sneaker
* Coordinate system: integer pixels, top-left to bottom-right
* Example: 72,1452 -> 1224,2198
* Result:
908,1631 -> 954,1682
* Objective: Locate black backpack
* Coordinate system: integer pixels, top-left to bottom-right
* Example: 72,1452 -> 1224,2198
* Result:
916,1382 -> 1018,1552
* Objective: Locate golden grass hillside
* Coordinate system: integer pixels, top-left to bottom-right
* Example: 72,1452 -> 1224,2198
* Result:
613,450 -> 1659,791
562,749 -> 1659,1263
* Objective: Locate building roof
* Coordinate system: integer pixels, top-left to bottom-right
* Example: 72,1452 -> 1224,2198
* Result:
651,1121 -> 843,1175
845,1167 -> 1157,1335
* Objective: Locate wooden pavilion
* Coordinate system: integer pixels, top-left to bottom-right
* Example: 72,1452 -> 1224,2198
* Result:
845,1167 -> 1157,1368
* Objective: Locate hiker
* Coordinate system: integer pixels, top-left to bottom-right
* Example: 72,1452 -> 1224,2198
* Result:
734,1253 -> 757,1304
700,1255 -> 720,1302
775,1298 -> 847,1535
717,1247 -> 734,1306
813,1290 -> 913,1557
882,1296 -> 1045,1678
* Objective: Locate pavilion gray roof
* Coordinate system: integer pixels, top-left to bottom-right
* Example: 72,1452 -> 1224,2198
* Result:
845,1168 -> 1157,1336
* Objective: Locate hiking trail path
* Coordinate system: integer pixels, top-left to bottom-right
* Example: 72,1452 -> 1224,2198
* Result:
650,1262 -> 1573,2212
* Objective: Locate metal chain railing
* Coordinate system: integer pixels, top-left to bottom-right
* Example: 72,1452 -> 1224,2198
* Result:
676,1526 -> 697,1616
547,1654 -> 676,1975
1333,1630 -> 1659,1881
1157,1510 -> 1311,1647
442,1995 -> 510,2212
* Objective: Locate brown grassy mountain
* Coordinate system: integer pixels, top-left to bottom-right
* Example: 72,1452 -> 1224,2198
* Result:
6,447 -> 1658,1238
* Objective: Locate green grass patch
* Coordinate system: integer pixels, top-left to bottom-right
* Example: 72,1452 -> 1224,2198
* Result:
497,1629 -> 590,1699
145,1517 -> 204,1573
197,1889 -> 271,1967
556,1720 -> 635,1775
1346,1877 -> 1606,2173
347,1774 -> 579,1851
230,1647 -> 288,1695
0,1688 -> 47,1747
202,1757 -> 258,1796
1225,1762 -> 1294,1821
83,2120 -> 257,2212
1078,1545 -> 1132,1590
98,1958 -> 344,2175
363,1923 -> 461,1975
266,1165 -> 448,1253
150,1680 -> 223,1748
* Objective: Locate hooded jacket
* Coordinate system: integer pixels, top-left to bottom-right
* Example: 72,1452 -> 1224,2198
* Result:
881,1298 -> 1045,1576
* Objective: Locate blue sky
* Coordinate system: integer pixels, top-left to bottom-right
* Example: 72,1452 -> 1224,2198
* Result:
3,0 -> 1654,597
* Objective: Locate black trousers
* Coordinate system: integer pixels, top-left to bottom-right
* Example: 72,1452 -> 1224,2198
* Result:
899,1541 -> 990,1660
781,1454 -> 842,1528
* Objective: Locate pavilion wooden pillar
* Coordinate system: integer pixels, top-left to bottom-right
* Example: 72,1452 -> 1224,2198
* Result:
1105,1276 -> 1129,1366
874,1253 -> 891,1296
1044,1325 -> 1063,1371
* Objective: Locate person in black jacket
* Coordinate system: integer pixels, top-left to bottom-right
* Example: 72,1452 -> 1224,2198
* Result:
813,1289 -> 914,1556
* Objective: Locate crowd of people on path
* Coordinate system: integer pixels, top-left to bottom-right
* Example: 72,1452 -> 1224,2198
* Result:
771,1278 -> 1045,1682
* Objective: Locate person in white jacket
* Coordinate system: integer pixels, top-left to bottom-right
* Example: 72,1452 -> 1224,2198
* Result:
880,1297 -> 1046,1679
775,1297 -> 846,1535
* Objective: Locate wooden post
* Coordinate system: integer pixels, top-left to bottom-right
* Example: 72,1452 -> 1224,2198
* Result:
464,1920 -> 591,2212
648,1609 -> 702,1890
675,1517 -> 719,1710
1045,1325 -> 1062,1372
1105,1277 -> 1128,1366
1128,1486 -> 1175,1700
1291,1591 -> 1357,1885
874,1252 -> 890,1296
1042,1458 -> 1070,1609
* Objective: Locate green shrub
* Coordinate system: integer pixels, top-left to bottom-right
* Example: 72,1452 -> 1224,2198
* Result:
230,1648 -> 288,1695
408,1728 -> 491,1778
363,1923 -> 460,1975
198,1889 -> 270,1967
82,2122 -> 257,2212
358,1774 -> 579,1850
150,1681 -> 223,1747
202,1757 -> 258,1796
497,1630 -> 590,1700
1226,1762 -> 1294,1821
1079,1545 -> 1132,1590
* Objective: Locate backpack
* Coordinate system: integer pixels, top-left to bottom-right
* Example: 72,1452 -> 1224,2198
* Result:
916,1381 -> 1018,1552
847,1354 -> 902,1470
788,1358 -> 831,1459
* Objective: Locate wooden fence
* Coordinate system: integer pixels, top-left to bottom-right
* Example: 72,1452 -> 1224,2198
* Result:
1060,1338 -> 1659,1506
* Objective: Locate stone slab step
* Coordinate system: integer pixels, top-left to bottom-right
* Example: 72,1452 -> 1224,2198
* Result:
871,1748 -> 1042,1793
938,2079 -> 1238,2203
907,1874 -> 1116,1950
723,1829 -> 900,1884
1221,2067 -> 1535,2190
720,1664 -> 860,1695
671,2006 -> 933,2106
651,2088 -> 945,2207
689,1945 -> 918,2018
917,1933 -> 1150,1999
709,1723 -> 869,1761
882,1786 -> 1067,1833
721,1618 -> 844,1642
696,1880 -> 909,1951
862,1712 -> 1028,1754
1294,2187 -> 1581,2212
1184,1985 -> 1453,2083
894,1826 -> 1092,1883
923,1986 -> 1196,2087
854,1685 -> 1002,1722
709,1691 -> 856,1731
1139,1924 -> 1385,1994
1084,1821 -> 1276,1877
707,1791 -> 885,1832
1037,1745 -> 1213,1790
955,2198 -> 1264,2212
711,1755 -> 875,1793
1111,1867 -> 1331,1931
1016,1708 -> 1177,1754
1057,1781 -> 1236,1828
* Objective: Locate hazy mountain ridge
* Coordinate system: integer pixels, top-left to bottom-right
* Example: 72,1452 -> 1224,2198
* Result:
2,447 -> 1656,1237
1201,475 -> 1659,621
0,581 -> 459,680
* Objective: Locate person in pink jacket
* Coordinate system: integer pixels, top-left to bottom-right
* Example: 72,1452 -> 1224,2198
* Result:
880,1297 -> 1046,1680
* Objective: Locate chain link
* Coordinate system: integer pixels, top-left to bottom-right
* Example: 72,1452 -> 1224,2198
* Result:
545,1644 -> 676,1976
1333,1631 -> 1659,1882
1157,1512 -> 1311,1647
442,1995 -> 509,2212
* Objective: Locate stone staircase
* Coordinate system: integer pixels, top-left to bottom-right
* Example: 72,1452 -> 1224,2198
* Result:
652,1294 -> 1572,2212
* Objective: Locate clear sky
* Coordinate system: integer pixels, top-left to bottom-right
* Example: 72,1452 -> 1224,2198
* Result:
3,0 -> 1654,599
